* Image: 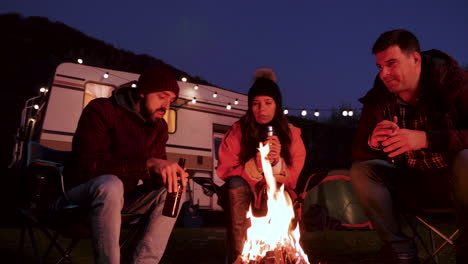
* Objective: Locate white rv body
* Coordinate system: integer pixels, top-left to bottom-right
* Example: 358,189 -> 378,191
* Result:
40,62 -> 247,211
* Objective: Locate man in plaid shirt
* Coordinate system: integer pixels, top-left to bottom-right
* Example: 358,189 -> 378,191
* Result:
350,29 -> 468,264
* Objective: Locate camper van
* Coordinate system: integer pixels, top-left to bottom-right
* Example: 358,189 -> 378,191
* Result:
21,62 -> 248,211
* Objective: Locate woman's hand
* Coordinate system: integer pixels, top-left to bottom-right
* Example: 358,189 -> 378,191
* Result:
266,135 -> 281,166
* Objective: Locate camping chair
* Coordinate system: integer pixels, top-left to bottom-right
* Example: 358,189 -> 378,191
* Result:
404,205 -> 459,264
18,141 -> 144,264
18,141 -> 83,264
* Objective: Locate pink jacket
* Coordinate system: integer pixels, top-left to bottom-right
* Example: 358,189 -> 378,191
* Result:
216,121 -> 306,190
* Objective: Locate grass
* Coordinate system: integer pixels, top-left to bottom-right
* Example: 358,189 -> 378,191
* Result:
0,219 -> 457,264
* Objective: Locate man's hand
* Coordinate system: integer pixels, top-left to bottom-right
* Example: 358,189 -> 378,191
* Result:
381,129 -> 428,157
147,158 -> 188,193
369,120 -> 399,149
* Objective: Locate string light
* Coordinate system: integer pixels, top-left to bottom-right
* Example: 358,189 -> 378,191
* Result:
66,61 -> 359,117
280,107 -> 359,117
33,104 -> 39,110
39,87 -> 46,93
72,63 -> 249,109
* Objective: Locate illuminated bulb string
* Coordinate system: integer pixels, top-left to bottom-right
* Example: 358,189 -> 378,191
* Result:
74,60 -> 359,116
283,107 -> 359,117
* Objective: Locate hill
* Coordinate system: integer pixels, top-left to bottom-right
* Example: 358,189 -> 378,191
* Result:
0,13 -> 212,167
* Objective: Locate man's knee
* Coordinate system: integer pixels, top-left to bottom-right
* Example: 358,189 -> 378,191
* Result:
91,174 -> 124,200
350,160 -> 378,179
350,159 -> 392,186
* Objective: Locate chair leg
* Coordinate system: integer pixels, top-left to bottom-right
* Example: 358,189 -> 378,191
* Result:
414,215 -> 459,264
18,225 -> 26,257
403,214 -> 438,264
27,226 -> 43,264
56,238 -> 80,264
43,231 -> 60,259
430,229 -> 459,260
416,216 -> 455,245
36,225 -> 75,263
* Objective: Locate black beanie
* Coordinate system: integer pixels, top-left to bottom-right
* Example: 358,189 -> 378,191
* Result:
137,66 -> 180,99
248,77 -> 282,108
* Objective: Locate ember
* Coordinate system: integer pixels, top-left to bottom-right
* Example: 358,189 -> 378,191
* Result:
237,143 -> 310,264
234,248 -> 309,264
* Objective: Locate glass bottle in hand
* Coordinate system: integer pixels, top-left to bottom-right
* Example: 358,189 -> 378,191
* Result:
162,158 -> 186,217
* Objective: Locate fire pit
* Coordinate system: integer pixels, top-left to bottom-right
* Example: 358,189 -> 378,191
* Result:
235,143 -> 310,264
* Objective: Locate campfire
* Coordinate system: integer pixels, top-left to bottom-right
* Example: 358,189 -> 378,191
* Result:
235,143 -> 310,264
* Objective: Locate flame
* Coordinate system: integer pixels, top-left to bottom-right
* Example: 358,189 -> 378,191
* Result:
240,143 -> 310,263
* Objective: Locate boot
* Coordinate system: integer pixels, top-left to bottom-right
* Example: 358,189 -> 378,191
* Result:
227,185 -> 252,263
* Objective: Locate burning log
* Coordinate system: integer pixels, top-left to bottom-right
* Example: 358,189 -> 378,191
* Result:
234,248 -> 309,264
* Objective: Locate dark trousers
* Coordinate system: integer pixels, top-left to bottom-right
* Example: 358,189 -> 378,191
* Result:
349,150 -> 468,257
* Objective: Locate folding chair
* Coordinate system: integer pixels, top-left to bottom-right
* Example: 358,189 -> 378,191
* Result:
18,141 -> 144,264
405,207 -> 459,264
18,141 -> 83,264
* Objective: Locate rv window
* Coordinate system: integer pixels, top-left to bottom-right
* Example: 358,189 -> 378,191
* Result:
164,109 -> 177,134
213,137 -> 222,160
83,82 -> 115,108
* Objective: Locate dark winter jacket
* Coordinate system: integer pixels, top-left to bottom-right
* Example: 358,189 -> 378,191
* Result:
64,87 -> 168,193
352,49 -> 468,161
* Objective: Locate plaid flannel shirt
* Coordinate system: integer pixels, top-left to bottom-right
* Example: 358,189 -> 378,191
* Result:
385,98 -> 448,170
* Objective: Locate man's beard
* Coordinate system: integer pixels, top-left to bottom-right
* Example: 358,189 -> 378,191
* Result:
141,98 -> 166,123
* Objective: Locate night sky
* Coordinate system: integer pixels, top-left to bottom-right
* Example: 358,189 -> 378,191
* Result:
2,0 -> 467,116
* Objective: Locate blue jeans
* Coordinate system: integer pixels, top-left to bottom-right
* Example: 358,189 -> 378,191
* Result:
350,150 -> 468,257
53,174 -> 183,264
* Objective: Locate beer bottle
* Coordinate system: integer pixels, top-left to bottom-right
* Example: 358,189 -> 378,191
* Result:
162,158 -> 186,217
